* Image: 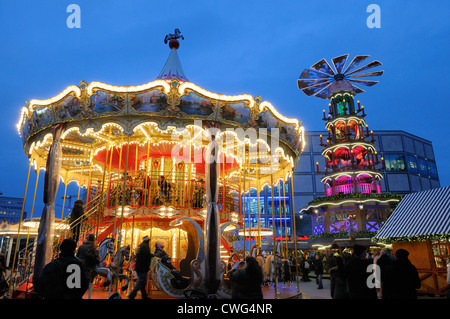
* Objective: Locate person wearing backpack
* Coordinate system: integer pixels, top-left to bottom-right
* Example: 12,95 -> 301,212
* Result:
35,238 -> 89,299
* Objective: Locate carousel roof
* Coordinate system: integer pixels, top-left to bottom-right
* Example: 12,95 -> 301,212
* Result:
156,39 -> 189,82
16,30 -> 304,186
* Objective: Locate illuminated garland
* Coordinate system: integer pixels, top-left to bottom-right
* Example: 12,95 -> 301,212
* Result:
372,233 -> 450,244
308,192 -> 402,205
309,232 -> 348,239
309,230 -> 377,240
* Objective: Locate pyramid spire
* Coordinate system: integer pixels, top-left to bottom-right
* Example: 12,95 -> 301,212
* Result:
156,28 -> 188,82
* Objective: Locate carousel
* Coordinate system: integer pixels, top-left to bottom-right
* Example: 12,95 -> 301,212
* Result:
11,30 -> 304,299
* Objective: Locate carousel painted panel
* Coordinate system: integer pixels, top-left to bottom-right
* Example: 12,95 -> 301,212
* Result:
280,123 -> 298,150
220,101 -> 250,124
88,90 -> 125,114
31,105 -> 53,132
53,94 -> 82,120
256,110 -> 278,130
176,92 -> 214,116
21,116 -> 30,142
130,89 -> 168,113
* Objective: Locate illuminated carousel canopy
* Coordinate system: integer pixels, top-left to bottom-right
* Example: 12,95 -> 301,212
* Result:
16,32 -> 304,187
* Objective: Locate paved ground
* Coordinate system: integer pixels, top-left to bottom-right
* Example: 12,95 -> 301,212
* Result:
295,278 -> 332,299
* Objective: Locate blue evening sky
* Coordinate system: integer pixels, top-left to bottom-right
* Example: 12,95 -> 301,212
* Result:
0,1 -> 448,218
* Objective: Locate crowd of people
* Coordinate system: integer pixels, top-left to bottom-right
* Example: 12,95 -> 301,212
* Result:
297,245 -> 423,299
4,234 -> 450,299
32,232 -> 181,300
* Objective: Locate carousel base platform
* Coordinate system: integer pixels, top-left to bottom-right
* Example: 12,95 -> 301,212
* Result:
82,281 -> 303,300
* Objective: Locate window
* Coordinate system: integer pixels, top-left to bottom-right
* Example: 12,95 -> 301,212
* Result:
406,155 -> 418,173
385,154 -> 406,171
267,218 -> 291,237
417,158 -> 428,176
243,196 -> 264,216
431,239 -> 449,269
427,161 -> 438,179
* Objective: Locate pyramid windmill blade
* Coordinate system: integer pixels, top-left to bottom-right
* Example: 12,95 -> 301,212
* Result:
310,59 -> 335,76
299,68 -> 331,81
349,70 -> 384,78
350,83 -> 366,94
300,81 -> 331,96
331,54 -> 349,74
297,77 -> 329,90
349,79 -> 379,87
343,55 -> 370,74
313,83 -> 333,99
347,60 -> 382,76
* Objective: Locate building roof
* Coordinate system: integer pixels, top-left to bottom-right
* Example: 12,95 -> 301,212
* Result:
374,186 -> 450,240
155,42 -> 189,82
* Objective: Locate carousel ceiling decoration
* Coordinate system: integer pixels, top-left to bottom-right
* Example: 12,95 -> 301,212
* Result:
297,54 -> 383,99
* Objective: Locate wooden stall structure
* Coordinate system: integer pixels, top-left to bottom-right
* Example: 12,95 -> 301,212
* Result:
374,186 -> 450,296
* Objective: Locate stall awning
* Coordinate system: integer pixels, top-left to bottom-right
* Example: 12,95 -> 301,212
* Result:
374,186 -> 450,240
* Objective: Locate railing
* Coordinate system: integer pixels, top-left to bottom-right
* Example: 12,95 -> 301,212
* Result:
105,171 -> 241,214
325,183 -> 381,197
9,193 -> 104,297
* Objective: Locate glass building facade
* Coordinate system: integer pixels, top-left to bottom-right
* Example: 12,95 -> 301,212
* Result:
0,196 -> 25,224
243,183 -> 292,239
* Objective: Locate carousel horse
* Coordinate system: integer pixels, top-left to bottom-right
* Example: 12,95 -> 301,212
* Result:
263,254 -> 283,286
95,238 -> 131,292
256,255 -> 265,272
109,245 -> 131,291
263,254 -> 275,285
94,238 -> 115,286
164,28 -> 184,44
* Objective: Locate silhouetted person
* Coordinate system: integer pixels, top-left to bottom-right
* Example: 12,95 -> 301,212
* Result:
228,256 -> 263,299
313,254 -> 324,289
159,175 -> 171,201
35,239 -> 89,299
329,255 -> 348,299
342,245 -> 377,299
382,249 -> 421,299
376,248 -> 395,298
76,233 -> 99,283
128,236 -> 152,299
69,200 -> 84,243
